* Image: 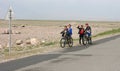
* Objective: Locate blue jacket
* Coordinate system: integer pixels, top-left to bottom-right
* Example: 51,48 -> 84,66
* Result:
68,28 -> 72,36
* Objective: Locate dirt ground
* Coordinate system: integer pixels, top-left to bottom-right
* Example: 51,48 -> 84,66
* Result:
0,20 -> 120,47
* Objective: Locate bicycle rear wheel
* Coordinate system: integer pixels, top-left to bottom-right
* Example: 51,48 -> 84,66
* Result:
68,38 -> 73,47
60,38 -> 66,48
88,37 -> 92,44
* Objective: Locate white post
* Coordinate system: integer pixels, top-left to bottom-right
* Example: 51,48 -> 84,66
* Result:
9,9 -> 12,55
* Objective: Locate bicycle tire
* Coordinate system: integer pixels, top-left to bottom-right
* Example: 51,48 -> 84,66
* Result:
68,38 -> 73,47
60,38 -> 66,48
88,37 -> 92,44
84,36 -> 88,45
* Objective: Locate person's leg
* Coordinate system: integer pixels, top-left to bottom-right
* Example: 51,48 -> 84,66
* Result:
68,34 -> 71,40
89,36 -> 92,44
69,35 -> 72,39
79,35 -> 82,44
66,35 -> 69,42
81,35 -> 85,45
80,35 -> 84,44
89,33 -> 92,44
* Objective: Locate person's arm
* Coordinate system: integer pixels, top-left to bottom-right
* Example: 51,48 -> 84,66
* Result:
89,26 -> 92,33
77,26 -> 80,29
83,28 -> 85,33
61,30 -> 65,34
84,27 -> 86,33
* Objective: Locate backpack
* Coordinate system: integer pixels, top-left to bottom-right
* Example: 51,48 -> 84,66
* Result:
80,28 -> 84,34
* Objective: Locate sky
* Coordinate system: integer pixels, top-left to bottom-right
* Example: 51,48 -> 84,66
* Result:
0,0 -> 120,21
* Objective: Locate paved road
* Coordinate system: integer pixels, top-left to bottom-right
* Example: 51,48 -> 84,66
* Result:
0,35 -> 120,71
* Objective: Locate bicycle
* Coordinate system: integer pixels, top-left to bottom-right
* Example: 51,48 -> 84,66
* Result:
60,32 -> 73,48
84,32 -> 92,45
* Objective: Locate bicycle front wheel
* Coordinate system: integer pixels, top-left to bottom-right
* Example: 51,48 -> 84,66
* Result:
60,38 -> 66,48
84,36 -> 88,45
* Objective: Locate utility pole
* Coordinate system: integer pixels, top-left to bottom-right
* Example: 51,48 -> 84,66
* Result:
9,8 -> 12,55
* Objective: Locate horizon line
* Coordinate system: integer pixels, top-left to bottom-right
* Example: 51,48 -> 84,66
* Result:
0,19 -> 120,22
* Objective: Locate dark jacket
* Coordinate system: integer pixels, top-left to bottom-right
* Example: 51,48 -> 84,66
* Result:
85,26 -> 92,33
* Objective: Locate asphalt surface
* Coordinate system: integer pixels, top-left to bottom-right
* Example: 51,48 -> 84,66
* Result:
0,35 -> 120,71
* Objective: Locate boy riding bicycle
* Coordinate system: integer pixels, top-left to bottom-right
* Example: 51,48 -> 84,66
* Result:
60,25 -> 73,48
85,23 -> 92,44
61,26 -> 69,37
61,24 -> 72,38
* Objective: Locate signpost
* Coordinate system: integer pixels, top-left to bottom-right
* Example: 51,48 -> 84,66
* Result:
8,8 -> 12,54
5,0 -> 14,54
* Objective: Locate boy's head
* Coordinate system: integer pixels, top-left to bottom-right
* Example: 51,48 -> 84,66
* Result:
68,24 -> 71,28
64,26 -> 67,29
85,23 -> 89,27
81,25 -> 83,28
